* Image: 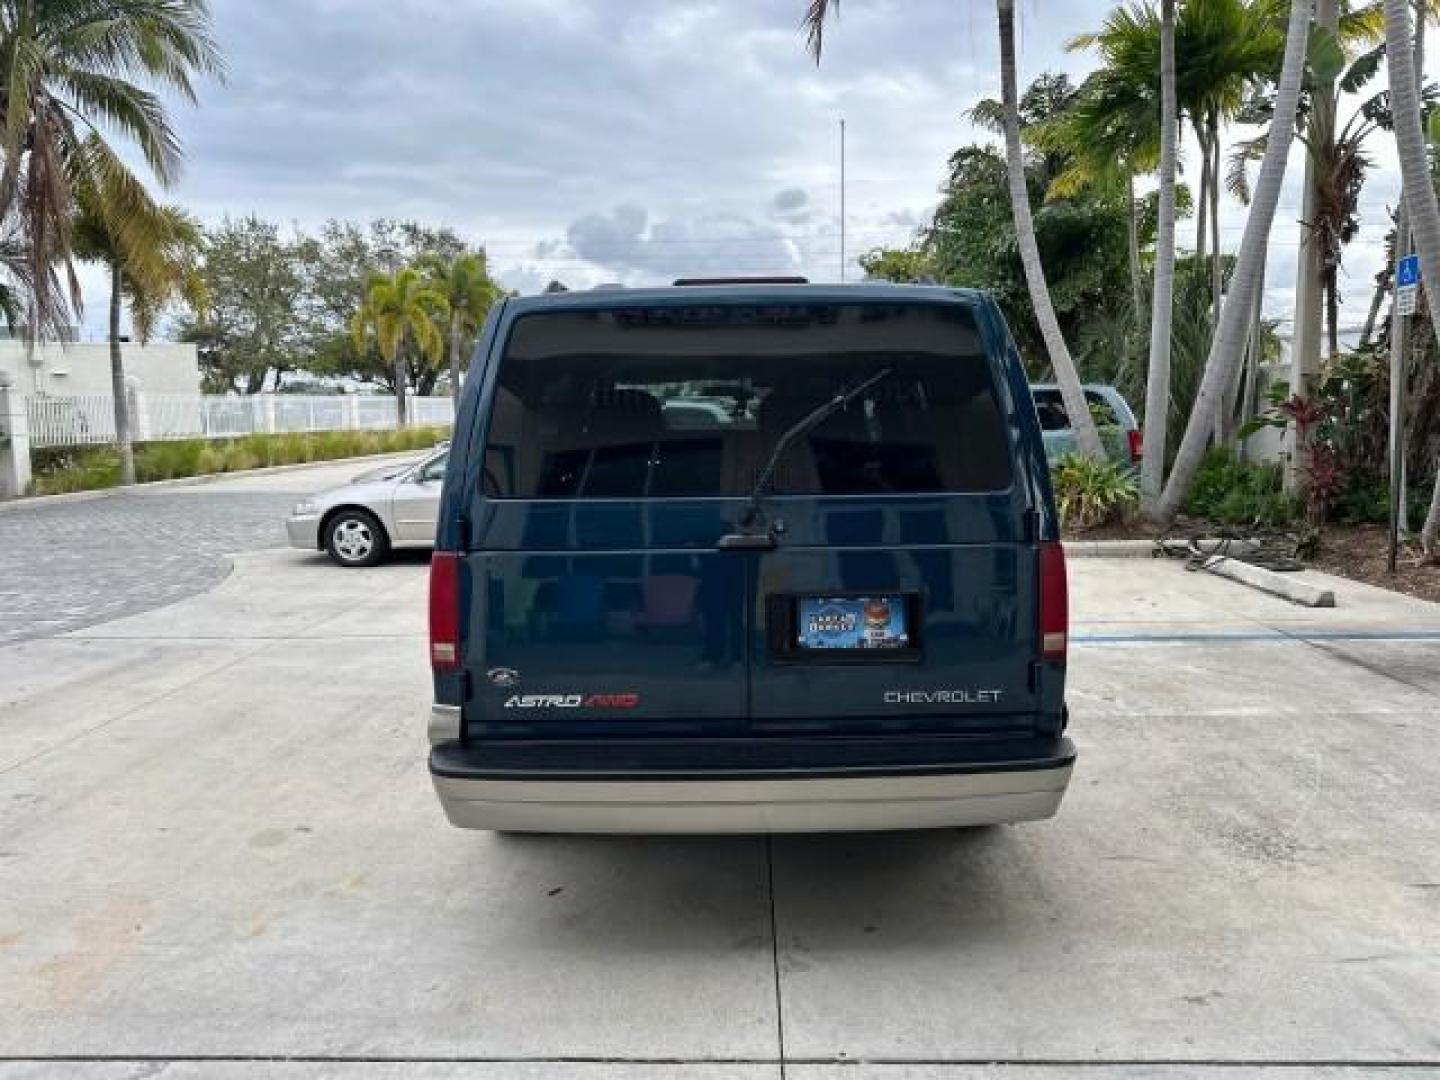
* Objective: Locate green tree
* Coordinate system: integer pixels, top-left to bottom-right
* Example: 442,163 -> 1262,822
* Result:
420,250 -> 501,404
0,0 -> 222,341
350,268 -> 448,427
177,216 -> 308,394
72,195 -> 207,485
858,246 -> 933,282
1070,0 -> 1283,316
301,218 -> 467,394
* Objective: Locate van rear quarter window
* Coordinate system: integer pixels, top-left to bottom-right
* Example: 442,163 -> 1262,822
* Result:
481,302 -> 1012,499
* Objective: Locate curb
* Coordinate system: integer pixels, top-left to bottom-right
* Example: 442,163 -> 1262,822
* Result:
1064,538 -> 1263,559
1200,555 -> 1336,608
0,451 -> 423,511
1063,539 -> 1160,558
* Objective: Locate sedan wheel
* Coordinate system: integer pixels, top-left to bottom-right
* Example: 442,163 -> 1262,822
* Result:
325,510 -> 389,568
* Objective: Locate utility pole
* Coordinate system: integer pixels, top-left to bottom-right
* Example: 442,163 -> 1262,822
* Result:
839,118 -> 847,282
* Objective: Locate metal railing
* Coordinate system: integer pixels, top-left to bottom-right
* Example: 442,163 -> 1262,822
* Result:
25,393 -> 454,449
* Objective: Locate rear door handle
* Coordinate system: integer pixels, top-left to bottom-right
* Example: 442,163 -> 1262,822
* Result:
716,532 -> 777,551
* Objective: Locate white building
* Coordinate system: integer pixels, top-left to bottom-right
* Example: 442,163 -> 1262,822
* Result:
0,337 -> 201,398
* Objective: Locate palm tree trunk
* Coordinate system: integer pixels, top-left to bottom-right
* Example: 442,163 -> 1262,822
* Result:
1153,0 -> 1311,523
1209,113 -> 1223,328
1127,170 -> 1144,315
448,311 -> 462,406
393,329 -> 410,428
1359,262 -> 1387,348
1141,0 -> 1178,508
1325,268 -> 1340,359
1225,245 -> 1267,447
1386,0 -> 1440,557
108,262 -> 136,486
1195,124 -> 1210,265
1238,253 -> 1266,461
996,0 -> 1104,459
1287,0 -> 1339,493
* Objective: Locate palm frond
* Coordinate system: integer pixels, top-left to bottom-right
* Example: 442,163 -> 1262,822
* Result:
801,0 -> 837,63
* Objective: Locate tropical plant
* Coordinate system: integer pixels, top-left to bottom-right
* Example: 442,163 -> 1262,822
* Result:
72,194 -> 207,485
1050,452 -> 1139,529
350,268 -> 448,426
420,251 -> 501,404
1154,0 -> 1313,522
1385,0 -> 1440,559
0,0 -> 222,341
1183,447 -> 1299,525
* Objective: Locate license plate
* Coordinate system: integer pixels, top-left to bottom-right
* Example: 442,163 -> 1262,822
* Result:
795,594 -> 910,651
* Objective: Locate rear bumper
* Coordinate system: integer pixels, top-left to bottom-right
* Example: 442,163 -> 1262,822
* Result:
429,733 -> 1075,834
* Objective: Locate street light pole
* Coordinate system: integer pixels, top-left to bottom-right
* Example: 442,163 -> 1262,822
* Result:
839,118 -> 847,282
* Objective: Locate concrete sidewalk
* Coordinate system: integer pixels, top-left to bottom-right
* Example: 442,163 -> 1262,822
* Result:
1,552 -> 1438,1076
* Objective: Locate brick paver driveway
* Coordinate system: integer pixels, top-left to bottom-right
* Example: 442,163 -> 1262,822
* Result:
0,456 -> 419,645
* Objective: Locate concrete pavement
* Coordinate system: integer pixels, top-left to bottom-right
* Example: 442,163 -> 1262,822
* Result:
0,455 -> 422,645
1,544 -> 1439,1077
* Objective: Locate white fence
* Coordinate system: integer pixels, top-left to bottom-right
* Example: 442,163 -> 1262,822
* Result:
25,393 -> 454,449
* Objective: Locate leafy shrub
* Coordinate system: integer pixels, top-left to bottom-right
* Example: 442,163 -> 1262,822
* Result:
1051,453 -> 1139,530
28,425 -> 450,496
1183,448 -> 1299,526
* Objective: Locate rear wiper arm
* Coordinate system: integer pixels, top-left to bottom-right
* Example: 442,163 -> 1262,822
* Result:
740,366 -> 893,529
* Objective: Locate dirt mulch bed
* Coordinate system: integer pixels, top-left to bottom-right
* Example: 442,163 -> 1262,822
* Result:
1306,523 -> 1440,605
1066,518 -> 1440,605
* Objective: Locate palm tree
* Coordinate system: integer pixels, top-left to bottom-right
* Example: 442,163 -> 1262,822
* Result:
1385,0 -> 1440,557
993,0 -> 1104,458
351,268 -> 448,427
1153,0 -> 1313,522
1072,0 -> 1282,318
73,191 -> 207,485
421,251 -> 500,405
1142,0 -> 1179,508
0,0 -> 222,341
804,0 -> 1104,458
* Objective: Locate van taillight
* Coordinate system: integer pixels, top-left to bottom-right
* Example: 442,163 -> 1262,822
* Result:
1039,541 -> 1068,662
429,552 -> 461,672
1127,428 -> 1143,462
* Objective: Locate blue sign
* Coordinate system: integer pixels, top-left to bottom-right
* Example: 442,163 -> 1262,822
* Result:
1397,253 -> 1421,288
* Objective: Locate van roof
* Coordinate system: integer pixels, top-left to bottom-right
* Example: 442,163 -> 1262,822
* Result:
504,282 -> 992,315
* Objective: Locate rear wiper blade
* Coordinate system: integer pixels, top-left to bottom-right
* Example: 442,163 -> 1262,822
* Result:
740,366 -> 893,529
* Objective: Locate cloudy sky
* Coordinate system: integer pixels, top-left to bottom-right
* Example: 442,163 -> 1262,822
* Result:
85,0 -> 1430,339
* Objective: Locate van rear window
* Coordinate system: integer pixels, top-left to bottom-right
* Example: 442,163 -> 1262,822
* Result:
482,302 -> 1012,499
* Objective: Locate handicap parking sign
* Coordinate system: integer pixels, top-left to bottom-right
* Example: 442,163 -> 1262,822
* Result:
1397,253 -> 1421,288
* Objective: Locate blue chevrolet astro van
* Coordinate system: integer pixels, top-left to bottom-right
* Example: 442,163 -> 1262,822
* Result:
426,280 -> 1074,833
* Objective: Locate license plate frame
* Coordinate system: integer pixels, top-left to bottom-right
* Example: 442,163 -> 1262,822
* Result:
769,592 -> 923,664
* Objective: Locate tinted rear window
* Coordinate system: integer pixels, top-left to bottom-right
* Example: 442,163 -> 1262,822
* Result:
482,302 -> 1012,499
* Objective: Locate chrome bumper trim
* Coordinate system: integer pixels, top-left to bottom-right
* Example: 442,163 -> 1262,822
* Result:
432,763 -> 1073,834
428,703 -> 461,745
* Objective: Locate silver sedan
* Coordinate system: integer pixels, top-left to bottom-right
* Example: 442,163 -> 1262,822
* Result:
286,446 -> 448,567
